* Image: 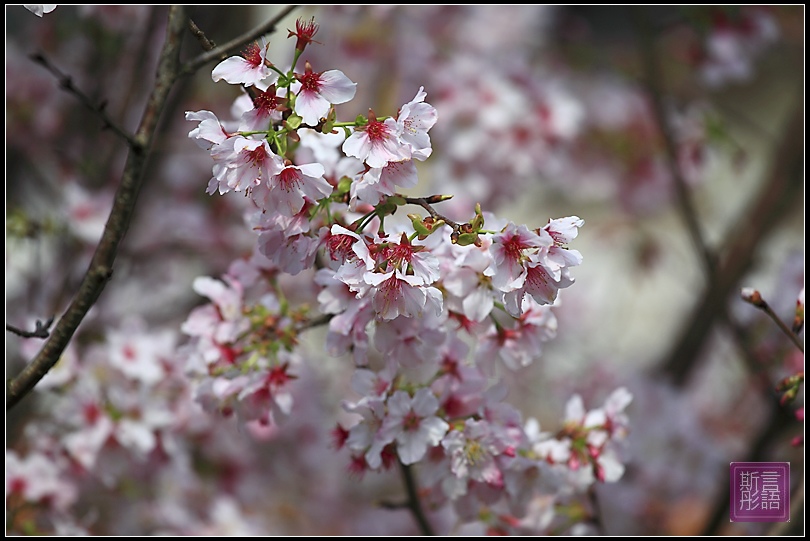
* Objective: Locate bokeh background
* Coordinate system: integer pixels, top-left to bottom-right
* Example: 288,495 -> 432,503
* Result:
6,5 -> 804,535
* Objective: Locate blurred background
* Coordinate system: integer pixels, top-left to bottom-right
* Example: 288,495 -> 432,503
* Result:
6,5 -> 804,535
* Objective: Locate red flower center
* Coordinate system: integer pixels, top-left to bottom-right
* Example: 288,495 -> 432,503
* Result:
243,42 -> 264,68
299,71 -> 321,93
277,167 -> 303,192
364,118 -> 390,142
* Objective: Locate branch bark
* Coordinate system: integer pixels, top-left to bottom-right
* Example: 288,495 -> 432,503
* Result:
179,5 -> 299,77
656,105 -> 804,386
399,461 -> 436,536
633,6 -> 717,280
6,6 -> 188,410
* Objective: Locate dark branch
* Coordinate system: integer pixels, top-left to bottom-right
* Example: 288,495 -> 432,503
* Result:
180,5 -> 299,78
744,294 -> 805,354
294,313 -> 333,333
29,53 -> 140,149
185,17 -> 260,102
398,461 -> 435,536
633,6 -> 716,279
656,102 -> 804,386
6,6 -> 188,411
6,317 -> 55,340
401,196 -> 461,229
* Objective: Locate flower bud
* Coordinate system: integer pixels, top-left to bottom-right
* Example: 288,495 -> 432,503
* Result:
740,287 -> 766,308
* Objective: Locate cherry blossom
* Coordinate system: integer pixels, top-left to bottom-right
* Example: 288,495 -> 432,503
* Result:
6,450 -> 76,511
441,418 -> 509,488
212,38 -> 277,87
288,16 -> 321,52
396,86 -> 439,160
209,135 -> 284,194
342,112 -> 409,168
293,62 -> 357,126
185,110 -> 230,150
4,8 -> 662,536
486,223 -> 553,294
262,162 -> 332,217
238,85 -> 287,132
379,388 -> 449,465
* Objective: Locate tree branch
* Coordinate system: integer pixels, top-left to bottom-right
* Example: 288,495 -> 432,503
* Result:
179,5 -> 299,77
656,101 -> 804,387
742,290 -> 805,354
401,195 -> 461,229
6,317 -> 55,340
399,461 -> 435,536
29,53 -> 140,149
6,6 -> 188,411
633,6 -> 717,279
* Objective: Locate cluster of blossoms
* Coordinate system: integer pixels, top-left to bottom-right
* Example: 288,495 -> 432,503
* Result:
179,17 -> 631,533
688,6 -> 780,88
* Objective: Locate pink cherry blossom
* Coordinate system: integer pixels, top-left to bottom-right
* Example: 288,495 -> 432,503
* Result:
209,135 -> 285,194
351,159 -> 419,207
475,298 -> 558,371
107,317 -> 175,386
186,110 -> 230,150
257,228 -> 320,275
238,85 -> 287,132
235,360 -> 297,425
374,314 -> 446,381
379,388 -> 449,465
396,86 -> 438,161
441,419 -> 508,488
342,112 -> 408,169
5,450 -> 76,511
486,223 -> 553,293
294,62 -> 357,126
184,274 -> 249,345
442,241 -> 497,322
364,269 -> 443,321
212,39 -> 277,88
262,162 -> 332,217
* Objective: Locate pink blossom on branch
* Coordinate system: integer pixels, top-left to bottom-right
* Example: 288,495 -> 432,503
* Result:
343,112 -> 409,169
379,388 -> 449,465
293,62 -> 357,126
211,39 -> 277,88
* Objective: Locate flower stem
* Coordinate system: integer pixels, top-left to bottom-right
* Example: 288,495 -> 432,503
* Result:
761,301 -> 805,354
398,461 -> 435,536
400,196 -> 460,229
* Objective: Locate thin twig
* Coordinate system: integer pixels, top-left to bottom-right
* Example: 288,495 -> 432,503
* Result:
398,461 -> 435,536
587,486 -> 606,535
761,302 -> 805,354
185,17 -> 260,102
187,17 -> 218,53
656,103 -> 804,387
401,196 -> 461,229
29,53 -> 140,149
294,313 -> 333,333
6,317 -> 55,340
741,289 -> 804,353
180,5 -> 299,77
6,6 -> 188,411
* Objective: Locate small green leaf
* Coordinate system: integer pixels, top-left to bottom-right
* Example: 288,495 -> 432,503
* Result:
285,114 -> 302,130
